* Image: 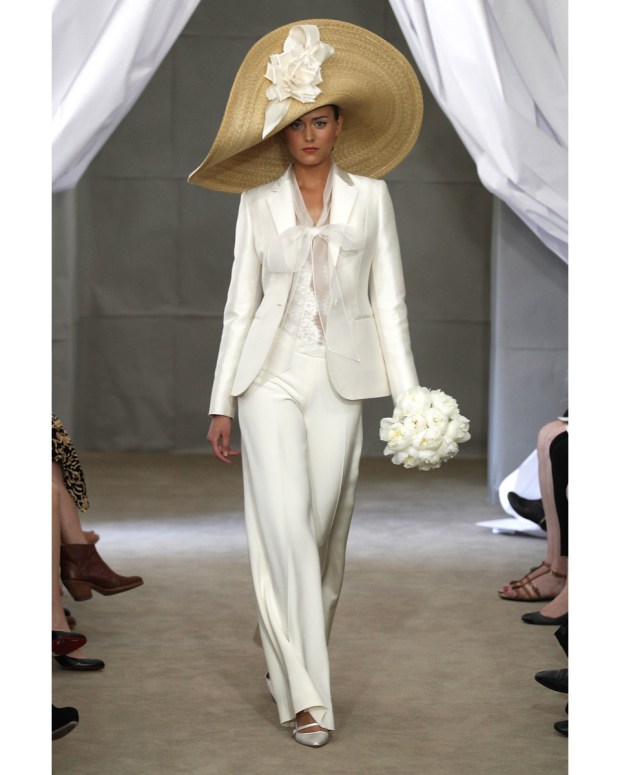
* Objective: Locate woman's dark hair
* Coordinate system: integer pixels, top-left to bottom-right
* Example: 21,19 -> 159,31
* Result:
328,104 -> 341,119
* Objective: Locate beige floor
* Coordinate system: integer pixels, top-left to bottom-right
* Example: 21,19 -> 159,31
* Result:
52,454 -> 568,774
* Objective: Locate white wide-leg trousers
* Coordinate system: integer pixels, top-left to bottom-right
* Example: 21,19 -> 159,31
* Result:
238,350 -> 363,730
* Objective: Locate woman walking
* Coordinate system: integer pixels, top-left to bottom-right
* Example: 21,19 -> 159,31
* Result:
189,19 -> 423,747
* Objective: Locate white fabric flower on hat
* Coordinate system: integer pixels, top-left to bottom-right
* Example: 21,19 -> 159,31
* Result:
262,24 -> 335,138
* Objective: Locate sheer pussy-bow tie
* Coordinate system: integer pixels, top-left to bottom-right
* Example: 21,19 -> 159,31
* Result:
266,223 -> 364,273
267,223 -> 364,361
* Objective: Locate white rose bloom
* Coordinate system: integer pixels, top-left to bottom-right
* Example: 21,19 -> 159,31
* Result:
446,417 -> 470,442
398,386 -> 432,416
379,417 -> 394,442
437,439 -> 458,459
384,421 -> 410,453
425,407 -> 449,434
391,451 -> 410,466
410,428 -> 443,452
419,459 -> 441,471
430,390 -> 459,418
406,413 -> 428,435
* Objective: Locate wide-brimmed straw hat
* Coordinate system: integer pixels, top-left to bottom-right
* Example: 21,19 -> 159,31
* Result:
188,19 -> 423,193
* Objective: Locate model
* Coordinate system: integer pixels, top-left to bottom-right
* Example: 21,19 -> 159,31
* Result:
188,19 -> 423,748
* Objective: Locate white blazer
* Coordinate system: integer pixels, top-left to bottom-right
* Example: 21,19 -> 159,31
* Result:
209,165 -> 419,417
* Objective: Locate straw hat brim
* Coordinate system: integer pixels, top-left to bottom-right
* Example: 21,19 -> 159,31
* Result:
188,19 -> 423,193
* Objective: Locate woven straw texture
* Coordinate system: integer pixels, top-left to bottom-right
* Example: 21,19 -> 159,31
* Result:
188,19 -> 423,193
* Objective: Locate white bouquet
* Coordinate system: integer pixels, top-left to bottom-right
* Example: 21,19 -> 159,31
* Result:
379,386 -> 471,470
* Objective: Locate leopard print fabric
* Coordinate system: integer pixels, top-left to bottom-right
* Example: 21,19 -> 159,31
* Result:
52,414 -> 90,512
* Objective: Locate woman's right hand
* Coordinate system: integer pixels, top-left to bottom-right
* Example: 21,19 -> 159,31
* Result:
207,415 -> 240,464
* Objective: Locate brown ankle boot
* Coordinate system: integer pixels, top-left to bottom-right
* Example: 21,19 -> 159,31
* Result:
60,544 -> 144,601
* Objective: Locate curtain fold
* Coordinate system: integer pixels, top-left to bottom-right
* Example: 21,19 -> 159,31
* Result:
389,0 -> 567,262
52,0 -> 201,192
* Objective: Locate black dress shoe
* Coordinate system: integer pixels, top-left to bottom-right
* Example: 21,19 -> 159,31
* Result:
507,492 -> 546,528
553,719 -> 568,737
522,611 -> 568,625
52,630 -> 87,656
555,622 -> 569,656
54,655 -> 105,671
52,705 -> 79,740
535,668 -> 568,693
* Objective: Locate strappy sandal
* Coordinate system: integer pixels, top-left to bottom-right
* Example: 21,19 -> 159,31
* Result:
293,721 -> 329,748
506,560 -> 550,589
498,568 -> 566,601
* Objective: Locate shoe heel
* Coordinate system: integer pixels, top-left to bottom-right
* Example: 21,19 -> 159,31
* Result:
62,580 -> 93,601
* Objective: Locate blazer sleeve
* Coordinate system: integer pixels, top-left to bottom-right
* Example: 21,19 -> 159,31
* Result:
209,192 -> 263,418
369,180 -> 419,402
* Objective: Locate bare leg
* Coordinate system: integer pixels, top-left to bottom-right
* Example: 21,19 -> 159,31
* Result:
84,529 -> 100,544
539,574 -> 568,617
51,481 -> 65,627
52,462 -> 89,545
500,420 -> 567,599
537,421 -> 566,562
537,479 -> 569,617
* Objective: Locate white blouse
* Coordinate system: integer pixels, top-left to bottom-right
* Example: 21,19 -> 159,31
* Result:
279,164 -> 333,355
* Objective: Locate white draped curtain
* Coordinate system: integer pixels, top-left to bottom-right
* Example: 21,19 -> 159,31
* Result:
389,0 -> 568,262
53,0 -> 568,261
52,0 -> 201,192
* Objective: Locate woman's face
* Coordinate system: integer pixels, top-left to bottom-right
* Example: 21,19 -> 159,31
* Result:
281,106 -> 342,168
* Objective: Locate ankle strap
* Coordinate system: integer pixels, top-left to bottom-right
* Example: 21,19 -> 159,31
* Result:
295,722 -> 322,733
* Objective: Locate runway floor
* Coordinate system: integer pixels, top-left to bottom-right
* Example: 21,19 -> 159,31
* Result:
51,453 -> 568,774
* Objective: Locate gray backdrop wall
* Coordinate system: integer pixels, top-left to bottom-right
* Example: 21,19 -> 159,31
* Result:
51,0 -> 567,489
487,200 -> 568,496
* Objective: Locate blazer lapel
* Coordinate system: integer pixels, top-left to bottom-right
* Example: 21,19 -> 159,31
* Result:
266,169 -> 295,235
328,166 -> 358,267
330,166 -> 358,225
